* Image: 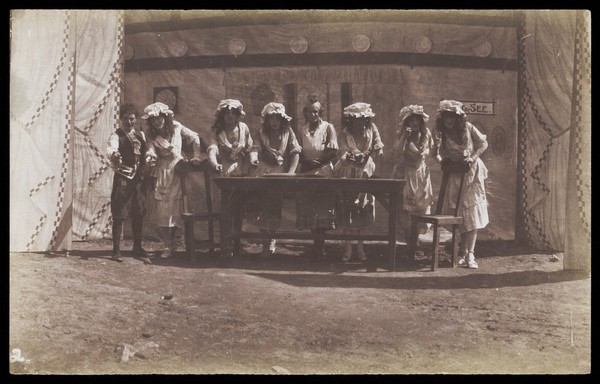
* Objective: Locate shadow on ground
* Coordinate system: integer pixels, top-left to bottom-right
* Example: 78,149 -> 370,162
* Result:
245,269 -> 588,290
49,245 -> 586,291
63,239 -> 568,275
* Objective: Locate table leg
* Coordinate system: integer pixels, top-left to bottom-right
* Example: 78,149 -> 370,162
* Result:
183,219 -> 196,264
220,189 -> 231,258
232,190 -> 242,257
389,192 -> 398,272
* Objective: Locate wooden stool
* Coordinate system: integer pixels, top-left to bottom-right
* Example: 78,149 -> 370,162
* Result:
408,161 -> 468,271
179,160 -> 221,263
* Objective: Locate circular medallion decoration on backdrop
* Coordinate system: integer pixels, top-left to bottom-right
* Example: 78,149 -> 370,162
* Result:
154,87 -> 179,113
123,44 -> 135,60
290,36 -> 309,54
415,36 -> 432,53
167,40 -> 188,57
474,41 -> 492,57
352,34 -> 371,52
491,126 -> 507,155
228,38 -> 247,55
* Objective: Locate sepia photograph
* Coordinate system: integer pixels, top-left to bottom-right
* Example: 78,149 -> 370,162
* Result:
9,9 -> 590,375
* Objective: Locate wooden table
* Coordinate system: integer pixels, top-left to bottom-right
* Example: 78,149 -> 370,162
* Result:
213,176 -> 405,271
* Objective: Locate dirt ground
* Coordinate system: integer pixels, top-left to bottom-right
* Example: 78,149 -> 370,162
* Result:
9,236 -> 591,375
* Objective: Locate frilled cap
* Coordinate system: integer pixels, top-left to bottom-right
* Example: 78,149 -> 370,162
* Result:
141,102 -> 174,119
215,99 -> 246,118
399,104 -> 429,124
436,99 -> 466,117
343,102 -> 375,118
261,102 -> 292,121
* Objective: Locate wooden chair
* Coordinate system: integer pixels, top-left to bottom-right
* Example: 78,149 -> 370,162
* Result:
178,160 -> 221,263
408,160 -> 468,271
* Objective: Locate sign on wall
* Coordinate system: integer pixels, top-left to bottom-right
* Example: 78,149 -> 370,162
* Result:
461,101 -> 495,115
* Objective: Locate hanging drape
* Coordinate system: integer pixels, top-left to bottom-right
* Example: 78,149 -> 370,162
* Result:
518,10 -> 585,252
563,11 -> 591,272
10,10 -> 122,252
71,11 -> 122,242
10,10 -> 75,252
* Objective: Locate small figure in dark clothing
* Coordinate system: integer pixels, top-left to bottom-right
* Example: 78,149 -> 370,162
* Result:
107,103 -> 151,262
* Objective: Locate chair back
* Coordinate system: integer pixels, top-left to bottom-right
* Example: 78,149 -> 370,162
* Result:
434,160 -> 469,216
178,160 -> 215,215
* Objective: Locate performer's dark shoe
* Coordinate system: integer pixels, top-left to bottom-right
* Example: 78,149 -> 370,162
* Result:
131,246 -> 151,258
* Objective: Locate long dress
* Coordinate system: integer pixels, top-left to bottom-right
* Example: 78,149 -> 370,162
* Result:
391,127 -> 434,235
146,122 -> 201,228
334,123 -> 384,229
438,122 -> 489,232
295,120 -> 338,231
247,126 -> 302,230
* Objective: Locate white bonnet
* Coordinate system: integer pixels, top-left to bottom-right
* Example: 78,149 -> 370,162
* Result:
399,104 -> 429,124
343,102 -> 375,118
141,102 -> 174,119
215,99 -> 245,117
436,99 -> 466,117
261,102 -> 292,121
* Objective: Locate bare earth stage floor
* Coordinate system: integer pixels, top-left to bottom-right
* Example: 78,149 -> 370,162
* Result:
9,236 -> 591,375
